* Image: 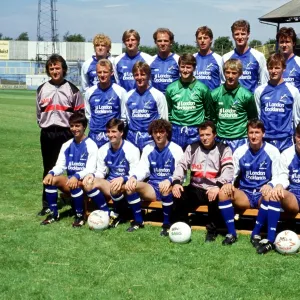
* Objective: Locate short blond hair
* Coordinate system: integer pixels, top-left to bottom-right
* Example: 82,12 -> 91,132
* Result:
97,58 -> 113,72
93,34 -> 111,51
223,59 -> 243,76
122,29 -> 140,44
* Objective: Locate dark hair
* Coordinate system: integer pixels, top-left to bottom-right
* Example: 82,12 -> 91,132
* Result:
178,53 -> 196,68
148,119 -> 172,140
247,119 -> 265,133
195,26 -> 213,40
106,118 -> 124,132
267,53 -> 286,69
198,120 -> 216,134
276,27 -> 296,44
132,61 -> 151,77
122,29 -> 140,44
69,111 -> 87,128
231,19 -> 250,34
46,54 -> 68,77
295,123 -> 300,136
153,28 -> 174,43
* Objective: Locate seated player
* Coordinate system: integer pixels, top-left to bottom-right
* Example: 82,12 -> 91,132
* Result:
218,119 -> 284,254
271,123 -> 300,227
165,53 -> 213,149
83,118 -> 140,227
126,61 -> 168,151
125,119 -> 183,235
254,53 -> 300,152
169,120 -> 234,242
85,59 -> 127,148
41,111 -> 98,227
211,58 -> 257,153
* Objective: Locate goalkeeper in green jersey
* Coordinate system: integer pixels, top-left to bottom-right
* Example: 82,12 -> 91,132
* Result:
211,58 -> 258,152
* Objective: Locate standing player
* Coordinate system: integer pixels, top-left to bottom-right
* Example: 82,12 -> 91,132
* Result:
222,19 -> 268,93
276,27 -> 300,92
81,34 -> 115,94
211,59 -> 257,152
194,26 -> 224,90
168,121 -> 233,242
126,119 -> 183,235
218,120 -> 284,254
254,53 -> 300,152
165,53 -> 214,149
126,61 -> 168,151
150,28 -> 179,94
85,59 -> 127,148
114,29 -> 152,92
41,111 -> 98,227
36,54 -> 84,216
83,118 -> 140,227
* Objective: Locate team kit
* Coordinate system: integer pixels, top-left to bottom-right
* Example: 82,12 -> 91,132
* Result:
36,19 -> 300,255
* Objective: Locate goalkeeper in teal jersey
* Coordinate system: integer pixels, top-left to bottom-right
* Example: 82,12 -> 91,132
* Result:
165,53 -> 214,149
211,58 -> 257,152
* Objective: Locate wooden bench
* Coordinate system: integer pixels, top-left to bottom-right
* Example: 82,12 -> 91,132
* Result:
84,198 -> 300,220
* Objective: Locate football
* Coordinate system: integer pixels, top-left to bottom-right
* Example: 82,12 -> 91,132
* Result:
275,230 -> 300,254
169,222 -> 191,244
87,210 -> 109,230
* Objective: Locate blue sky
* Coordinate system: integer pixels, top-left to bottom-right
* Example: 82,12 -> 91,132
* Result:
1,0 -> 300,45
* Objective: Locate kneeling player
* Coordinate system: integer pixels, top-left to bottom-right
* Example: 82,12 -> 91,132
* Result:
83,118 -> 140,227
218,119 -> 284,253
41,111 -> 98,227
126,119 -> 183,235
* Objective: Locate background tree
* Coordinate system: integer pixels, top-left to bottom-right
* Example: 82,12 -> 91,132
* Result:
264,38 -> 276,45
249,39 -> 262,48
213,36 -> 233,55
0,33 -> 13,40
63,32 -> 85,42
16,32 -> 29,41
139,45 -> 157,56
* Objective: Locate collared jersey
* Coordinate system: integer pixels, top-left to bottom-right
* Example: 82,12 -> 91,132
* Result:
172,141 -> 233,190
280,145 -> 300,189
126,86 -> 168,132
193,51 -> 224,90
254,81 -> 300,139
36,80 -> 84,128
282,54 -> 300,92
50,137 -> 98,179
132,141 -> 183,185
84,83 -> 127,133
165,79 -> 214,126
150,53 -> 179,94
222,47 -> 269,93
94,140 -> 140,181
81,55 -> 115,93
114,51 -> 153,91
211,84 -> 257,139
233,142 -> 283,190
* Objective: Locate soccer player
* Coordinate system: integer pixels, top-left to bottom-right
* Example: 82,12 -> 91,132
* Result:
126,61 -> 168,151
222,19 -> 268,93
114,29 -> 152,92
211,58 -> 257,152
126,119 -> 183,235
83,118 -> 140,227
150,28 -> 179,94
85,59 -> 127,148
194,26 -> 224,90
254,53 -> 300,152
41,111 -> 98,227
165,53 -> 214,149
36,54 -> 84,216
169,121 -> 233,242
218,119 -> 284,254
276,27 -> 300,92
81,34 -> 115,94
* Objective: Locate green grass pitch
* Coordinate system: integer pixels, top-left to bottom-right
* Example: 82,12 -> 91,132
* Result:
0,90 -> 299,300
